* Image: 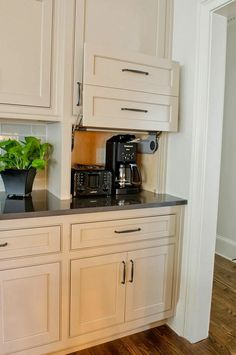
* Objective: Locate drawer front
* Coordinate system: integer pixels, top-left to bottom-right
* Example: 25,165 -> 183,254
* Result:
71,215 -> 176,250
83,85 -> 178,132
0,226 -> 61,259
84,44 -> 179,96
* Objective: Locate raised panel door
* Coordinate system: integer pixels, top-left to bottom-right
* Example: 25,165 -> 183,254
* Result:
0,0 -> 53,108
0,263 -> 60,354
70,253 -> 126,336
125,245 -> 175,322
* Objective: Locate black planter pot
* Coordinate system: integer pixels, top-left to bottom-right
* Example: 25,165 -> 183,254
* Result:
0,168 -> 37,197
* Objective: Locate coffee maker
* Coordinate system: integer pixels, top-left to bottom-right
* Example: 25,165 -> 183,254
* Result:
105,135 -> 142,195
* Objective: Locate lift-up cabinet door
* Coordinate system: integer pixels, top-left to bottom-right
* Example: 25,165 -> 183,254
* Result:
82,45 -> 179,131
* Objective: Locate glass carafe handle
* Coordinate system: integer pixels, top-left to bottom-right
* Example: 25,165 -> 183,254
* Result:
130,164 -> 142,186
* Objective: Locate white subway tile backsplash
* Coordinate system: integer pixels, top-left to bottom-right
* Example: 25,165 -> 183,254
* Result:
31,124 -> 47,136
0,123 -> 47,140
1,124 -> 32,135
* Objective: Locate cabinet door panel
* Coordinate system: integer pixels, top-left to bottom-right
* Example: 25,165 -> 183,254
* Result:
125,245 -> 175,322
70,253 -> 126,336
83,85 -> 178,131
0,263 -> 60,354
0,0 -> 53,107
84,44 -> 179,96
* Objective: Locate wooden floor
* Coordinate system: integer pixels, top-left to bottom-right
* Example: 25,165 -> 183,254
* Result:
70,255 -> 236,355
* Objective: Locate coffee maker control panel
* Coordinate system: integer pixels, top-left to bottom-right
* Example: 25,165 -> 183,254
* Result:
118,144 -> 136,163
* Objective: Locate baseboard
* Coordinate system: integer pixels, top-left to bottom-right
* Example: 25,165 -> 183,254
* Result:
215,234 -> 236,260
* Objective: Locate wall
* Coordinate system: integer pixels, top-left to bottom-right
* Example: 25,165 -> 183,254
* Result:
216,18 -> 236,260
165,0 -> 198,337
0,122 -> 48,191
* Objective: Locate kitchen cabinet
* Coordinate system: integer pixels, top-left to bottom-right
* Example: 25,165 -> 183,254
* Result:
0,0 -> 63,120
125,245 -> 175,322
73,0 -> 174,117
0,222 -> 62,355
0,263 -> 60,354
0,205 -> 183,354
82,44 -> 179,131
70,253 -> 126,336
70,244 -> 175,337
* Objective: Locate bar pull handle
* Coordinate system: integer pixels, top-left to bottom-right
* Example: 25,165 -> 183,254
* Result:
129,260 -> 134,283
77,82 -> 81,106
115,228 -> 141,234
122,68 -> 149,76
0,242 -> 8,247
121,108 -> 148,113
121,261 -> 126,284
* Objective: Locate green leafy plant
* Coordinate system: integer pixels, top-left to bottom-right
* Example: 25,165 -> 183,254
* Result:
0,137 -> 53,172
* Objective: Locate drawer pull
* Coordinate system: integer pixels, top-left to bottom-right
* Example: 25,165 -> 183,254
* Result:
0,242 -> 8,247
122,68 -> 149,76
129,260 -> 134,283
77,81 -> 82,106
115,228 -> 141,234
121,108 -> 148,113
121,261 -> 126,284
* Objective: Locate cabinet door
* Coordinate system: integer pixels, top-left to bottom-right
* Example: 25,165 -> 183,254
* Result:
83,85 -> 178,132
125,245 -> 175,322
0,263 -> 60,354
70,253 -> 126,336
0,0 -> 53,108
73,0 -> 173,115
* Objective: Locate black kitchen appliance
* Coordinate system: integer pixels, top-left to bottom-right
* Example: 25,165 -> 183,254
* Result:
71,164 -> 112,197
105,135 -> 142,195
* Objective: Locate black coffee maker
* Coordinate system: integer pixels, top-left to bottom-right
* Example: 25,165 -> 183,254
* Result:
105,135 -> 142,195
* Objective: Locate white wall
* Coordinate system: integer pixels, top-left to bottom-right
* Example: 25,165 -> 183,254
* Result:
216,18 -> 236,260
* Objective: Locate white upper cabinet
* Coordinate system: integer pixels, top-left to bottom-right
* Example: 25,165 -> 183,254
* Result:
73,0 -> 174,118
0,0 -> 63,120
82,44 -> 179,131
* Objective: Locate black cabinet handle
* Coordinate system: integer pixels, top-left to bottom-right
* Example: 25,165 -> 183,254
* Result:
121,261 -> 126,284
77,82 -> 81,106
121,108 -> 148,113
129,260 -> 134,283
0,242 -> 8,247
122,68 -> 149,76
115,228 -> 141,234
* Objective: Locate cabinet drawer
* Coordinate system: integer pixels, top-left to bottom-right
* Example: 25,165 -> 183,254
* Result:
83,85 -> 178,132
84,44 -> 179,96
0,226 -> 61,259
71,215 -> 176,250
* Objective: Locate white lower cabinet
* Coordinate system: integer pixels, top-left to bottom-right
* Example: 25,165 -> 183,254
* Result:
70,244 -> 176,337
0,263 -> 60,354
70,253 -> 126,336
0,206 -> 183,354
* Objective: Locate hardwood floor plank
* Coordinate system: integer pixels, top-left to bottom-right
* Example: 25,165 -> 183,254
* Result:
69,255 -> 236,355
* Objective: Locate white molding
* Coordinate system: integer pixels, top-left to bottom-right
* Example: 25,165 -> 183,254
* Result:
216,234 -> 236,260
171,0 -> 232,343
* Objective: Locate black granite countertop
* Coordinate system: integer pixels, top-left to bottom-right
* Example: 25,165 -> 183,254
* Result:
0,190 -> 187,220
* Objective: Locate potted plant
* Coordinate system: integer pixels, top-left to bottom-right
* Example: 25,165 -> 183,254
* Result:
0,136 -> 53,197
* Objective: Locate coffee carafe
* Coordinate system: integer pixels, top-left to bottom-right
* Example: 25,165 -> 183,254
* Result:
105,135 -> 142,195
